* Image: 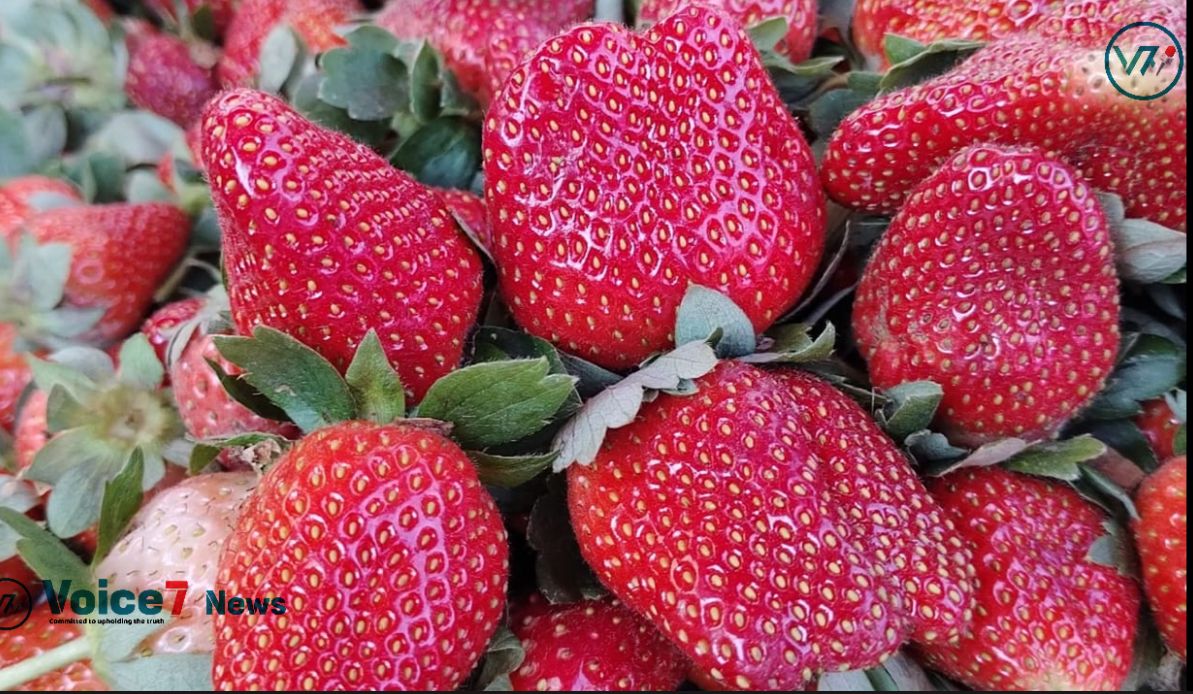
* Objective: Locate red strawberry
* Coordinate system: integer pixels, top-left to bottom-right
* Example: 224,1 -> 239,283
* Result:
436,187 -> 491,254
823,0 -> 1187,231
1133,455 -> 1187,660
211,421 -> 509,690
922,466 -> 1141,690
144,0 -> 238,36
0,604 -> 108,691
1136,398 -> 1182,462
376,0 -> 592,108
568,362 -> 974,690
852,0 -> 1061,66
509,595 -> 690,691
83,0 -> 115,23
201,89 -> 484,401
124,28 -> 220,127
171,332 -> 299,465
19,203 -> 191,345
95,471 -> 257,655
0,324 -> 34,433
0,176 -> 82,240
853,145 -> 1119,445
484,7 -> 826,369
218,0 -> 362,87
140,298 -> 205,368
636,0 -> 818,63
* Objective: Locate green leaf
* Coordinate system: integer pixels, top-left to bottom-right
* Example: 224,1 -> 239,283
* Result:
0,477 -> 41,559
419,359 -> 577,449
473,328 -> 567,375
26,427 -> 118,485
468,450 -> 557,488
319,38 -> 409,121
1084,520 -> 1137,578
21,104 -> 67,170
674,285 -> 756,358
291,74 -> 391,149
344,330 -> 406,425
257,25 -> 302,94
204,358 -> 291,424
740,323 -> 836,364
92,449 -> 145,563
878,381 -> 943,441
808,88 -> 873,140
0,507 -> 91,589
1086,334 -> 1185,419
188,432 -> 289,475
1004,435 -> 1106,481
21,241 -> 73,311
879,38 -> 984,92
83,111 -> 182,167
924,437 -> 1031,477
472,627 -> 526,692
748,16 -> 790,53
214,327 -> 355,433
882,34 -> 928,66
346,24 -> 401,53
527,475 -> 606,604
103,654 -> 214,691
558,353 -> 623,399
905,429 -> 968,466
92,619 -> 169,664
1080,464 -> 1140,521
46,463 -> 108,538
0,107 -> 32,177
1112,218 -> 1187,284
406,41 -> 441,123
116,334 -> 165,391
390,117 -> 481,189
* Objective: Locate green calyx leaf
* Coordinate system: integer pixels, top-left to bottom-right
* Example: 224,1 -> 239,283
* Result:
418,358 -> 577,450
740,322 -> 836,365
1111,217 -> 1187,284
1085,519 -> 1138,578
0,506 -> 92,589
1085,333 -> 1186,420
188,432 -> 289,475
675,285 -> 756,359
1003,435 -> 1107,481
318,27 -> 409,121
0,236 -> 104,349
257,25 -> 305,94
471,627 -> 526,691
879,36 -> 984,92
344,331 -> 406,426
116,334 -> 165,391
527,475 -> 606,604
876,381 -> 943,441
390,116 -> 482,189
102,654 -> 214,691
552,339 -> 719,470
467,450 -> 558,488
92,448 -> 145,564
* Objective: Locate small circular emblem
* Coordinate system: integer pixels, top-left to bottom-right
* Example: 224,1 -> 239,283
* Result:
0,577 -> 34,631
1105,22 -> 1184,101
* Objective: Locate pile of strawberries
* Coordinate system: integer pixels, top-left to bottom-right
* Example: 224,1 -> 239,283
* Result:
0,0 -> 1186,691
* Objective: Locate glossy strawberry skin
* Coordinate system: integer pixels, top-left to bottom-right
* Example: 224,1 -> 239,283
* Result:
140,298 -> 205,368
922,466 -> 1141,690
1133,456 -> 1187,660
853,145 -> 1119,445
21,203 -> 191,345
125,30 -> 219,127
568,362 -> 974,690
376,0 -> 592,109
824,0 -> 1187,231
485,8 -> 826,369
1135,399 -> 1182,462
509,595 -> 690,691
218,0 -> 361,87
436,188 -> 491,254
170,332 -> 299,466
637,0 -> 818,62
212,421 -> 509,690
202,89 -> 484,401
0,604 -> 108,691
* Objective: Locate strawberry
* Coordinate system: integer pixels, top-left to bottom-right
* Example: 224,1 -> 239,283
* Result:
201,89 -> 484,401
823,0 -> 1188,231
218,0 -> 362,87
17,203 -> 190,345
211,421 -> 509,690
853,145 -> 1119,445
636,0 -> 818,63
144,0 -> 238,36
13,389 -> 49,471
1136,398 -> 1183,462
509,595 -> 690,691
0,604 -> 108,691
436,187 -> 491,254
568,362 -> 974,689
484,7 -> 826,369
922,466 -> 1141,689
852,0 -> 1061,66
0,324 -> 33,433
95,471 -> 257,655
376,0 -> 592,108
140,298 -> 205,368
1133,455 -> 1187,660
171,332 -> 299,465
0,176 -> 82,240
124,27 -> 219,127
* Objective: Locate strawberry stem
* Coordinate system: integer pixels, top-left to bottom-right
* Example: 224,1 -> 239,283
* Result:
0,636 -> 91,690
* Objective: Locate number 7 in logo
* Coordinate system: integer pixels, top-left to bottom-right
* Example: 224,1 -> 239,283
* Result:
1113,45 -> 1160,75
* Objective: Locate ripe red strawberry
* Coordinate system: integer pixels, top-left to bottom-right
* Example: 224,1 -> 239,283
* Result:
568,362 -> 974,689
0,604 -> 108,691
823,0 -> 1187,231
509,595 -> 690,691
95,471 -> 257,655
852,0 -> 1061,66
376,0 -> 592,108
436,188 -> 491,254
1136,398 -> 1182,462
19,204 -> 190,345
218,0 -> 362,87
211,421 -> 509,690
0,176 -> 82,240
637,0 -> 818,63
485,7 -> 826,369
140,298 -> 205,368
853,145 -> 1119,445
144,0 -> 238,36
201,89 -> 484,401
124,28 -> 219,127
1133,455 -> 1187,660
922,466 -> 1141,689
0,324 -> 34,433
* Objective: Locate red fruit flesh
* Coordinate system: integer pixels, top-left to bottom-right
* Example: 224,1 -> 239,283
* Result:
218,0 -> 362,87
1133,456 -> 1187,660
0,604 -> 108,691
212,421 -> 509,690
853,145 -> 1120,445
377,0 -> 592,109
922,466 -> 1141,690
485,7 -> 826,369
125,31 -> 219,127
1135,398 -> 1182,462
202,89 -> 484,401
823,0 -> 1188,231
568,362 -> 974,689
637,0 -> 818,62
509,595 -> 690,691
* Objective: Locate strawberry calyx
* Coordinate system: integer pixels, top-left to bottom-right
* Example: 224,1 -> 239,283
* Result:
0,236 -> 105,353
